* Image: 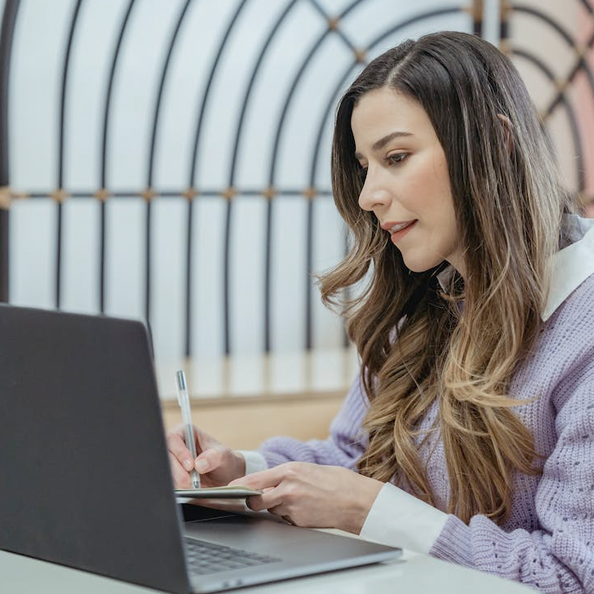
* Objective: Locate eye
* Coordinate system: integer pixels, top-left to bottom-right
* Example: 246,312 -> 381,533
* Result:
386,153 -> 408,166
357,165 -> 367,182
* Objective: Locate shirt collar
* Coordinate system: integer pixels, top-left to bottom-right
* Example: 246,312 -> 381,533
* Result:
435,215 -> 594,322
542,215 -> 594,321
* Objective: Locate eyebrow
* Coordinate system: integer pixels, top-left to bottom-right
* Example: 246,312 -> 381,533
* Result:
354,130 -> 414,160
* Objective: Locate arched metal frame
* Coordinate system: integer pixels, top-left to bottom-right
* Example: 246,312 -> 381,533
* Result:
0,0 -> 590,363
500,0 -> 594,205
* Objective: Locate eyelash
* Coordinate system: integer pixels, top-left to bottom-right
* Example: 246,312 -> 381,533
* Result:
356,153 -> 408,182
386,153 -> 408,166
359,153 -> 408,181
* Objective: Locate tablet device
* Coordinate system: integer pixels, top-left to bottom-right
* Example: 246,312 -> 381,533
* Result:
175,486 -> 262,498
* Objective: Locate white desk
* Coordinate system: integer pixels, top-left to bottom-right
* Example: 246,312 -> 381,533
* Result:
1,546 -> 533,594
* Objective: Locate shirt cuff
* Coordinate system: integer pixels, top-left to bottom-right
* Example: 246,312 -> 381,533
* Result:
237,450 -> 268,475
360,483 -> 449,554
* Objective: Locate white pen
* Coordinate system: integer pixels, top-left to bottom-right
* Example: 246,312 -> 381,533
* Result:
175,370 -> 200,489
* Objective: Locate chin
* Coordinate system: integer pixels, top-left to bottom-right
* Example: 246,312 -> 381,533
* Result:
401,256 -> 442,274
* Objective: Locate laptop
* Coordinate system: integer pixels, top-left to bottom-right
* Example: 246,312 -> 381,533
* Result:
0,305 -> 401,593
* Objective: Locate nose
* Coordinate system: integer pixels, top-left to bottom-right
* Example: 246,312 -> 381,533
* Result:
357,168 -> 392,212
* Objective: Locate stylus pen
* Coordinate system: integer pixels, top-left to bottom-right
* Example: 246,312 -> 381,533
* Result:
175,370 -> 201,489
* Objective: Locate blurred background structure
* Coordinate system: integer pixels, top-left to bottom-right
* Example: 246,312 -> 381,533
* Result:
0,0 -> 592,443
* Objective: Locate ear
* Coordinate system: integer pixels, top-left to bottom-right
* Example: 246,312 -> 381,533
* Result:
496,113 -> 513,149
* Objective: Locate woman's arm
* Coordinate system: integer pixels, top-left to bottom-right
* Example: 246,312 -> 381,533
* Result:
256,374 -> 369,469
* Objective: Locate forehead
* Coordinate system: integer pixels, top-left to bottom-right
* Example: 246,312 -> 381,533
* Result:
350,87 -> 435,145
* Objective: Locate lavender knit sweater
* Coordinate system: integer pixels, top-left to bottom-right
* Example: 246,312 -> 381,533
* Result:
258,271 -> 594,593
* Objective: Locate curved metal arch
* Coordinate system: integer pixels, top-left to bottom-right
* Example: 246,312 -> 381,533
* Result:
183,0 -> 249,356
512,4 -> 578,47
253,0 -> 367,351
222,0 -> 301,354
307,0 -> 357,52
58,0 -> 84,189
55,0 -> 84,309
512,47 -> 585,192
299,6 -> 466,349
267,0 -> 367,186
187,0 -> 250,188
222,0 -> 365,353
141,0 -> 194,345
146,0 -> 193,188
99,0 -> 137,313
309,6 -> 466,186
100,0 -> 137,188
510,5 -> 594,114
227,0 -> 300,186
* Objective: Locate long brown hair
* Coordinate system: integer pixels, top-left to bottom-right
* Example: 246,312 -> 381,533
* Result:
320,32 -> 577,523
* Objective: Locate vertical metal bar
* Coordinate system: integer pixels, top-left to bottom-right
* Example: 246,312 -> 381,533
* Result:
310,65 -> 360,351
226,0 -> 299,354
146,0 -> 193,340
301,4 -> 368,350
472,0 -> 483,37
499,0 -> 510,53
0,0 -> 20,303
188,0 -> 250,356
342,228 -> 350,349
145,194 -> 151,322
56,0 -> 84,309
268,34 -> 329,351
100,0 -> 137,313
147,0 -> 193,188
304,195 -> 315,349
184,191 -> 194,357
264,197 -> 273,352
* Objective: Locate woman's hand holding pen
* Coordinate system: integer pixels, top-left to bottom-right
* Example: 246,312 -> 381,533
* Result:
228,462 -> 384,535
167,425 -> 246,489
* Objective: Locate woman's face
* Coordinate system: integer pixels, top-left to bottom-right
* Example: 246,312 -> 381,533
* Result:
351,87 -> 464,277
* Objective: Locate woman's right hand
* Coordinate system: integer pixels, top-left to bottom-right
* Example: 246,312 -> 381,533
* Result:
166,425 -> 246,489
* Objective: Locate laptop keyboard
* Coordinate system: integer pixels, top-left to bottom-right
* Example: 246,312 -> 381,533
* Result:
184,538 -> 281,575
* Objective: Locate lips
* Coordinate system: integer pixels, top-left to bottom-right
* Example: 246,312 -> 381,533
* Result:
382,219 -> 417,242
380,220 -> 417,233
389,221 -> 415,233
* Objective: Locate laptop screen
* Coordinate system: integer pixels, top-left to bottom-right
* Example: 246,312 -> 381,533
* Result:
0,305 -> 190,593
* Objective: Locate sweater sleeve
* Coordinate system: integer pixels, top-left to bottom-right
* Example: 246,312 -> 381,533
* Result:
257,374 -> 368,469
430,372 -> 594,593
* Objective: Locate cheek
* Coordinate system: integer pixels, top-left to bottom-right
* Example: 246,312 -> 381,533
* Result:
401,152 -> 451,212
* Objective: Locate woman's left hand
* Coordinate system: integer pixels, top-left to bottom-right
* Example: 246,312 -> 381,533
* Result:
228,462 -> 384,534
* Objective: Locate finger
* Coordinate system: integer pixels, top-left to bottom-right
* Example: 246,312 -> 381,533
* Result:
193,427 -> 218,454
169,452 -> 191,489
245,494 -> 270,513
194,447 -> 224,475
244,481 -> 291,513
166,432 -> 195,471
228,463 -> 298,490
267,505 -> 295,525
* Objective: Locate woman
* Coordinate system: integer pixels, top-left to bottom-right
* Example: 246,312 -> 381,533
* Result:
168,31 -> 594,592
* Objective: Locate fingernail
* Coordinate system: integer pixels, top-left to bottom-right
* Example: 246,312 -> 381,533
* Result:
195,459 -> 209,473
183,459 -> 193,471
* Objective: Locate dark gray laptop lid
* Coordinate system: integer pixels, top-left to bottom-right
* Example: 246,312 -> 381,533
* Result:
0,305 -> 191,594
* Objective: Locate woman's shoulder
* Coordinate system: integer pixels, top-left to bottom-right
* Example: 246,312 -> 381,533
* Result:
547,269 -> 594,329
531,271 -> 594,391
